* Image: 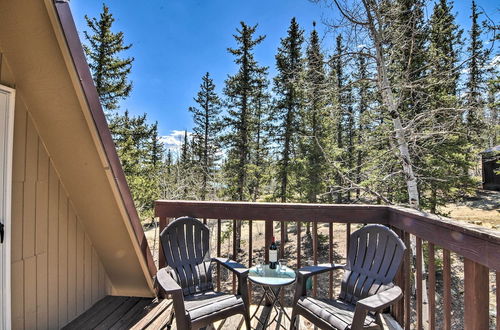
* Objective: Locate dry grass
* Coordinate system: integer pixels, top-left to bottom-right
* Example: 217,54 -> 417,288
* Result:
439,190 -> 500,227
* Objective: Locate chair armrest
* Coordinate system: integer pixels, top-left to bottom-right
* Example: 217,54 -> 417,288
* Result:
297,263 -> 345,279
351,286 -> 403,329
293,264 -> 344,305
156,268 -> 183,295
155,268 -> 188,327
356,285 -> 402,311
212,257 -> 249,277
212,257 -> 249,306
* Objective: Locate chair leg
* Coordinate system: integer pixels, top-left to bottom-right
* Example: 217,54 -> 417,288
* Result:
290,310 -> 298,330
243,312 -> 251,330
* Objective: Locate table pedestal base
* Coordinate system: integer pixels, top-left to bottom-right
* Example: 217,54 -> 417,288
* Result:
250,285 -> 291,329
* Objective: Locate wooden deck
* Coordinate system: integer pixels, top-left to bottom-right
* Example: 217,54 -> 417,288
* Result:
63,295 -> 401,330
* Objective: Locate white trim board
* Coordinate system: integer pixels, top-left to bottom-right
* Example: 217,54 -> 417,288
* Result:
0,84 -> 15,330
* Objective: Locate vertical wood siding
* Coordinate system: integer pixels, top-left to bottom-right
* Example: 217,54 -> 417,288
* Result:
11,103 -> 111,329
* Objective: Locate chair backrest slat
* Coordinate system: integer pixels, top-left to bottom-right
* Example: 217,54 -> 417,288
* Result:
340,224 -> 405,304
160,217 -> 213,295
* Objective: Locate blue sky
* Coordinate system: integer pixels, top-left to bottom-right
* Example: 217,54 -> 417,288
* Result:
70,0 -> 498,147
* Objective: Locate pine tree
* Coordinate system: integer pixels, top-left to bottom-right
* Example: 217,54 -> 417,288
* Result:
149,122 -> 164,168
300,25 -> 328,205
109,111 -> 159,216
328,35 -> 348,203
419,0 -> 475,213
189,73 -> 222,200
273,17 -> 305,203
486,67 -> 499,147
223,22 -> 267,201
387,0 -> 428,120
465,0 -> 489,143
429,0 -> 461,99
248,71 -> 272,202
353,54 -> 371,199
223,22 -> 267,251
84,4 -> 134,114
181,130 -> 190,166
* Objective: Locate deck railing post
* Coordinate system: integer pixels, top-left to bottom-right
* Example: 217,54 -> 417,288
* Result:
158,216 -> 168,269
264,220 -> 273,263
464,258 -> 489,330
264,219 -> 273,306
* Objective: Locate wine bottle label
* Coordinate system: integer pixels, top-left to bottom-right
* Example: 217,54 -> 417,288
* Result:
270,250 -> 278,262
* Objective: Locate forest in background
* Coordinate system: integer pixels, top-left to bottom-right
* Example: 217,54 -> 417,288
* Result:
82,0 -> 499,232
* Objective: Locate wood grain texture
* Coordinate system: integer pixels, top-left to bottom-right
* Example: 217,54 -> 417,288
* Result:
67,207 -> 77,321
217,219 -> 221,291
158,216 -> 167,269
416,237 -> 423,330
84,234 -> 92,310
427,243 -> 436,330
23,117 -> 37,260
156,201 -> 500,270
443,249 -> 451,330
464,258 -> 489,330
264,220 -> 273,263
403,232 -> 410,330
76,220 -> 85,315
155,200 -> 389,223
329,222 -> 334,299
312,222 -> 318,297
232,219 -> 237,294
390,208 -> 500,270
24,256 -> 37,329
58,184 -> 69,327
497,272 -> 499,330
296,221 -> 301,269
47,165 -> 59,329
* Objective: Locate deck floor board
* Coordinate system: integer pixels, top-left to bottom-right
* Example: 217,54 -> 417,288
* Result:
63,295 -> 401,329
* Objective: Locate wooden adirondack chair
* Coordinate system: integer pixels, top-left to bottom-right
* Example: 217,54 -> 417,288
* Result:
155,217 -> 251,330
290,224 -> 406,330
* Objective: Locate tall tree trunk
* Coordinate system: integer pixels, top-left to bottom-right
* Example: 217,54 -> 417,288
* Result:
362,0 -> 420,209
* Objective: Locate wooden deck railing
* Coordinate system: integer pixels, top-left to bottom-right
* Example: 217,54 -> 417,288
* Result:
154,200 -> 500,330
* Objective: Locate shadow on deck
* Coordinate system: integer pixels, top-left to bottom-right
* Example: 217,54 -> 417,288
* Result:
63,295 -> 401,330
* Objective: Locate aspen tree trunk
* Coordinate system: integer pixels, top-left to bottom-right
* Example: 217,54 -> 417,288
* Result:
361,0 -> 420,209
359,3 -> 427,325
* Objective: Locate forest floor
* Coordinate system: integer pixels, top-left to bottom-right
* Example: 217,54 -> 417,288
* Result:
439,189 -> 500,227
143,189 -> 499,329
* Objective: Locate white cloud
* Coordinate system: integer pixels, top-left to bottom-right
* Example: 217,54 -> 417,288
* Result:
159,130 -> 192,152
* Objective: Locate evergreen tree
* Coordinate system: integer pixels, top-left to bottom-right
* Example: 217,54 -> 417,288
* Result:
189,73 -> 222,200
387,0 -> 429,120
248,71 -> 272,202
428,0 -> 462,106
109,111 -> 159,216
273,17 -> 305,203
417,0 -> 474,212
84,4 -> 134,114
223,22 -> 267,251
148,122 -> 164,168
353,54 -> 372,199
486,65 -> 499,147
299,25 -> 328,205
181,130 -> 190,166
327,35 -> 348,203
223,22 -> 267,201
465,0 -> 489,142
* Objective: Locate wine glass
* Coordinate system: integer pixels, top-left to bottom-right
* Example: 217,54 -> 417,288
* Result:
255,257 -> 264,275
278,259 -> 287,273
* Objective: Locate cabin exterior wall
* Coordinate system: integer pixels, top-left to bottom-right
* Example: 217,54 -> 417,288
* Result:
1,53 -> 112,329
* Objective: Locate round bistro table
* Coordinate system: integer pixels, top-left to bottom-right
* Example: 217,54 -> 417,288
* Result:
248,264 -> 296,329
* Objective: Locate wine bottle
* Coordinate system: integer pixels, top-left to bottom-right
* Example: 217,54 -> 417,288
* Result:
269,236 -> 278,269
